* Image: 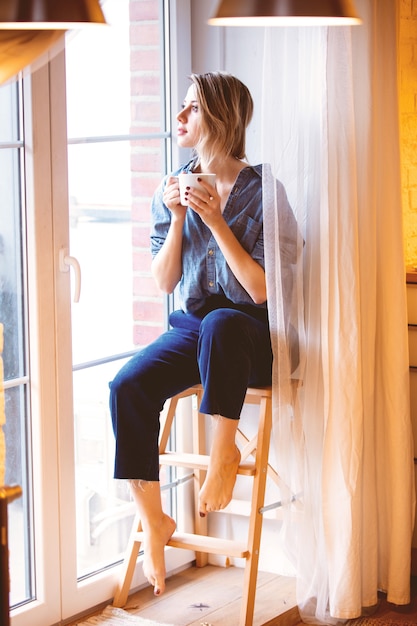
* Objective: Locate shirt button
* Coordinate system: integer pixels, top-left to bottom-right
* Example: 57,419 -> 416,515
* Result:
208,249 -> 214,256
209,281 -> 214,287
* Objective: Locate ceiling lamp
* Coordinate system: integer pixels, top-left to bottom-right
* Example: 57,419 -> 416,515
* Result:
0,0 -> 106,29
208,0 -> 362,26
0,1 -> 106,85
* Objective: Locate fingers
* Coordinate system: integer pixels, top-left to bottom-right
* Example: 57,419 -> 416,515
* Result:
185,182 -> 218,210
185,189 -> 216,208
162,176 -> 181,205
163,175 -> 217,217
194,177 -> 217,204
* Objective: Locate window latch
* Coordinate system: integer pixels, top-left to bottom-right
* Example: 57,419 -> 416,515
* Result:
59,247 -> 81,303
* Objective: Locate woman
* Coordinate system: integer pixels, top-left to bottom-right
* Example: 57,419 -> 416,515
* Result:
109,71 -> 297,597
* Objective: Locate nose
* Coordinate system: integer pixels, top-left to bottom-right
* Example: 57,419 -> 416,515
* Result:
177,105 -> 189,122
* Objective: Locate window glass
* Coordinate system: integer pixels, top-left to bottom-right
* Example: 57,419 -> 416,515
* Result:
0,82 -> 33,607
66,2 -> 131,138
0,84 -> 19,142
66,0 -> 169,578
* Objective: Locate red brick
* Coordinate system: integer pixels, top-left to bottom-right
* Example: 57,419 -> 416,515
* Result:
131,175 -> 160,198
131,151 -> 163,173
130,48 -> 161,71
132,224 -> 151,246
131,100 -> 161,123
132,200 -> 152,222
131,74 -> 161,96
133,250 -> 152,271
130,135 -> 164,151
133,275 -> 162,297
126,0 -> 168,341
130,0 -> 159,22
130,23 -> 160,46
133,299 -> 164,321
130,125 -> 163,134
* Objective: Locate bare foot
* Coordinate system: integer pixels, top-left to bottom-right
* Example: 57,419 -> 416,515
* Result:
198,445 -> 241,516
142,513 -> 176,596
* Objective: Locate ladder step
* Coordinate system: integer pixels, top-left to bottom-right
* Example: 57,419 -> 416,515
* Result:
134,531 -> 249,558
159,452 -> 255,475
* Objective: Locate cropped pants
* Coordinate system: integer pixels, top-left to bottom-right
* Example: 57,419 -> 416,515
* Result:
109,307 -> 272,480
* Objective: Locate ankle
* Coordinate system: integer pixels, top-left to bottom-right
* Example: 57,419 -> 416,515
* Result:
142,512 -> 170,531
210,443 -> 240,464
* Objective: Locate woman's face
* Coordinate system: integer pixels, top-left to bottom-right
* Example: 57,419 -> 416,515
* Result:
176,84 -> 202,149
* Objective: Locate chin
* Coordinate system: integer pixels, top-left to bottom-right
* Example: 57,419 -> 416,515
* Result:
178,136 -> 195,149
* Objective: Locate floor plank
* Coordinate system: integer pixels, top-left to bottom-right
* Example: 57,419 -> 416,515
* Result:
122,564 -> 299,626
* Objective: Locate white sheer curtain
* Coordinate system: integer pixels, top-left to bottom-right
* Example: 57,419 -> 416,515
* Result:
262,0 -> 416,622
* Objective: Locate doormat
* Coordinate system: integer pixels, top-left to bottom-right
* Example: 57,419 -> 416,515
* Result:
348,617 -> 416,626
76,605 -> 175,626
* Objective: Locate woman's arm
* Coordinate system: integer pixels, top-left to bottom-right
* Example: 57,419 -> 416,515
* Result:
209,219 -> 266,304
151,176 -> 186,294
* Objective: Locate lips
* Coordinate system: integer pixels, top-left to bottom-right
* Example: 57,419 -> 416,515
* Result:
177,127 -> 186,136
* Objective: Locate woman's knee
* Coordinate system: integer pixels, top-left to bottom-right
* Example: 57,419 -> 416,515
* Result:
109,352 -> 161,418
110,368 -> 137,404
199,308 -> 244,341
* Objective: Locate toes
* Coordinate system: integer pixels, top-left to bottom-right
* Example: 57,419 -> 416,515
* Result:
145,571 -> 164,596
154,576 -> 165,596
199,500 -> 207,517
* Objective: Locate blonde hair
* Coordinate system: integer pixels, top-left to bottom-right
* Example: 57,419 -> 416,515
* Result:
190,72 -> 253,167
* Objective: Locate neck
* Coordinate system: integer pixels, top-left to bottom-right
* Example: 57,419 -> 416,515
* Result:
198,155 -> 248,182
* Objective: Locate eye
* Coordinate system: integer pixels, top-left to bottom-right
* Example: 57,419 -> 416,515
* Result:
192,104 -> 199,113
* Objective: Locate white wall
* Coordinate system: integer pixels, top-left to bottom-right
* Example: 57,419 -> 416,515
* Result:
189,0 -> 265,165
184,3 -> 293,576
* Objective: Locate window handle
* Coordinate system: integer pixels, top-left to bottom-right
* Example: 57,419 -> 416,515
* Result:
59,247 -> 81,303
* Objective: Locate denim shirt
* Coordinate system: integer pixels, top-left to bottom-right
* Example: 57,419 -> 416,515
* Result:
151,160 -> 296,316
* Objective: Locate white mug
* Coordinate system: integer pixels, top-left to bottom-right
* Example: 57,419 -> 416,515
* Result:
178,173 -> 216,206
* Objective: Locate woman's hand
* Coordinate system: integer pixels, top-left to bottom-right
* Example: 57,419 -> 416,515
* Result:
163,176 -> 187,220
184,178 -> 223,229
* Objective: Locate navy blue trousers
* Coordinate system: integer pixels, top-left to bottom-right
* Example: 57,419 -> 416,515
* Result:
109,307 -> 272,480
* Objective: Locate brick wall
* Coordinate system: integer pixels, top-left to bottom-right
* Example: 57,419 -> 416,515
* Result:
400,0 -> 417,267
130,0 -> 167,346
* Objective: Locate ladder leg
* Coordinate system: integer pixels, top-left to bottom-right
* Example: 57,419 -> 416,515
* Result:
113,515 -> 143,607
239,395 -> 272,626
192,388 -> 208,567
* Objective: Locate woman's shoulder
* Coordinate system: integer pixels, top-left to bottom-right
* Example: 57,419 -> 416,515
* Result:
245,163 -> 283,179
250,163 -> 263,176
251,163 -> 288,190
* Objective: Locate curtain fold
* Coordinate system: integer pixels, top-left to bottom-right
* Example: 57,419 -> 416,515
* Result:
262,1 -> 415,622
0,323 -> 4,485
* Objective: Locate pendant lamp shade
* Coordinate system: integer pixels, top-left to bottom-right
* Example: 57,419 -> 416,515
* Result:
0,0 -> 106,29
0,0 -> 106,85
208,0 -> 362,26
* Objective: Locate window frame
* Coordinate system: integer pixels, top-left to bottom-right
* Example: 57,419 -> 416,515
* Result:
9,1 -> 194,624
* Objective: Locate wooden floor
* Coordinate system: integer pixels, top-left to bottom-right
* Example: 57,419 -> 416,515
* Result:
66,567 -> 417,625
68,564 -> 301,626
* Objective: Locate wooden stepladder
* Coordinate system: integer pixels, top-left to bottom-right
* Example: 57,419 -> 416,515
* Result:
113,383 -> 294,626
